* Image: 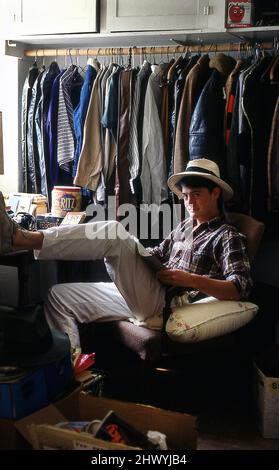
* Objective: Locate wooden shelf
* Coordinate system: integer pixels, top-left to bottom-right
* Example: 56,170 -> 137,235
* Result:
4,26 -> 279,57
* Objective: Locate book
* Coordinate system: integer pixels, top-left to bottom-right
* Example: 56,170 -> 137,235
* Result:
60,211 -> 87,225
94,410 -> 156,449
134,238 -> 166,272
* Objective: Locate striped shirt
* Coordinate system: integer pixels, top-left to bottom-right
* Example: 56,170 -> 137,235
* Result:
149,215 -> 252,299
57,68 -> 75,171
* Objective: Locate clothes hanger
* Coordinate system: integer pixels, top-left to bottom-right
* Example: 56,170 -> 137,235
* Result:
120,47 -> 131,69
107,47 -> 116,68
75,48 -> 87,74
66,48 -> 76,70
98,47 -> 108,70
87,48 -> 101,71
64,48 -> 68,69
53,48 -> 60,68
156,46 -> 165,66
87,49 -> 98,69
167,47 -> 183,80
131,46 -> 137,69
141,47 -> 150,66
150,47 -> 157,66
150,47 -> 160,73
252,42 -> 263,63
32,49 -> 40,68
87,48 -> 94,67
103,48 -> 116,73
197,38 -> 203,57
166,46 -> 170,63
184,45 -> 192,60
42,50 -> 45,69
34,49 -> 45,72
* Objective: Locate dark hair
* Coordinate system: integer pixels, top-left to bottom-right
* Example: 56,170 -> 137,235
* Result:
177,175 -> 224,212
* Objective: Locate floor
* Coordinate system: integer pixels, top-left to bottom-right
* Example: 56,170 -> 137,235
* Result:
87,282 -> 279,452
196,400 -> 279,450
96,349 -> 279,451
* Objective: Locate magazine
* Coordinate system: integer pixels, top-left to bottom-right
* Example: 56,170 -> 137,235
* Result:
134,238 -> 166,272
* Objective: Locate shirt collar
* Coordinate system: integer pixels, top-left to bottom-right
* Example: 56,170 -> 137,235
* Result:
193,214 -> 225,235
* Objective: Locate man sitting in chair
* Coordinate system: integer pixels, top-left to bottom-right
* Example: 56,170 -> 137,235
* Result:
0,159 -> 257,350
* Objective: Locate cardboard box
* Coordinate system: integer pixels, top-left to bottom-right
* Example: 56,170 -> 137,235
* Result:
254,363 -> 279,438
0,381 -> 82,450
16,393 -> 197,450
226,1 -> 254,28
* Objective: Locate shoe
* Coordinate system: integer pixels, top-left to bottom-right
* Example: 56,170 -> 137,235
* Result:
74,352 -> 95,376
0,191 -> 17,255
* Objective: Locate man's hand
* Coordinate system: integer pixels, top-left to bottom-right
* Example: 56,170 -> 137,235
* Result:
156,268 -> 240,301
156,269 -> 195,287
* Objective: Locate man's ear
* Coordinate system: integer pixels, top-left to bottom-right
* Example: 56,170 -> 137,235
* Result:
212,186 -> 221,200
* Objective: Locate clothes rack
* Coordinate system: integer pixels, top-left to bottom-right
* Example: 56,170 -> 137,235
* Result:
25,41 -> 277,58
22,39 -> 279,221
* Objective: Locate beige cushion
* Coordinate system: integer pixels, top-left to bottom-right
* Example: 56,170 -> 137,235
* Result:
165,297 -> 258,343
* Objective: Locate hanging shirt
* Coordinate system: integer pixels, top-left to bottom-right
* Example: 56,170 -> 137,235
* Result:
224,59 -> 244,145
74,68 -> 104,191
173,54 -> 211,175
73,64 -> 97,177
141,65 -> 169,205
238,61 -> 256,135
26,68 -> 45,193
21,63 -> 39,192
101,65 -> 122,141
34,68 -> 49,197
45,68 -> 66,188
128,61 -> 151,196
35,62 -> 60,199
57,65 -> 83,172
100,63 -> 117,186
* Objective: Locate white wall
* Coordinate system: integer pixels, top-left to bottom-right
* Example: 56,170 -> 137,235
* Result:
0,48 -> 20,192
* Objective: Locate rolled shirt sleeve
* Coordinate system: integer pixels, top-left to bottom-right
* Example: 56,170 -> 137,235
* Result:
216,229 -> 253,299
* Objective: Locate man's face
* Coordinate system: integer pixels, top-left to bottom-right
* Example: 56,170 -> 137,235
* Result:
181,185 -> 221,220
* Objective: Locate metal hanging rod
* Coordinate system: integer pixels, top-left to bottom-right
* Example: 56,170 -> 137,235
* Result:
25,42 -> 275,58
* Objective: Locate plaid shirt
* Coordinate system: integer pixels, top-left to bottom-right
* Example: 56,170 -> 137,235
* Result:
149,215 -> 252,299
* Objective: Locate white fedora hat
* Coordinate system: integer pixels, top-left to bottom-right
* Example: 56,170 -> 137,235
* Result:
168,158 -> 234,201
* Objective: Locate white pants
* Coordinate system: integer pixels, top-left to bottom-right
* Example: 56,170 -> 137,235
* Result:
35,221 -> 166,348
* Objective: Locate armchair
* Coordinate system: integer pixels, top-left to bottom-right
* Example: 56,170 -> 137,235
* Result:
81,212 -> 265,400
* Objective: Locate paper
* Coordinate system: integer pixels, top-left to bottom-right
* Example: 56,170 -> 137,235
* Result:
134,238 -> 166,272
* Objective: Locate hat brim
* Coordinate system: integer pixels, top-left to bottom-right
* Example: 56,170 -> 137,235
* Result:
0,330 -> 71,368
168,171 -> 234,202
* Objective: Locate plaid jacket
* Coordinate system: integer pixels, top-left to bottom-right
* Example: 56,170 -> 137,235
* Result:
148,215 -> 252,299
